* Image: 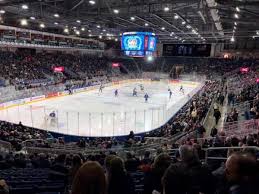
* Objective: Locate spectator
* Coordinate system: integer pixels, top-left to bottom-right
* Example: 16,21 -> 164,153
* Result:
214,109 -> 221,125
69,155 -> 82,185
107,156 -> 135,194
143,153 -> 171,194
72,161 -> 106,194
225,152 -> 259,194
162,163 -> 189,194
51,154 -> 68,176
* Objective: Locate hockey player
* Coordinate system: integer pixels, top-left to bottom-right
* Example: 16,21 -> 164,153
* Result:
168,88 -> 172,99
114,89 -> 118,97
133,87 -> 137,96
144,93 -> 149,103
99,84 -> 104,93
180,85 -> 184,94
140,84 -> 144,91
49,111 -> 56,118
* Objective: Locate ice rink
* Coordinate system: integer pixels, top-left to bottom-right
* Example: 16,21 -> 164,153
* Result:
0,80 -> 202,137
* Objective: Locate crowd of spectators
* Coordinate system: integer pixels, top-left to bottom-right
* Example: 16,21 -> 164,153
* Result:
146,80 -> 223,140
0,131 -> 258,194
0,50 -> 110,89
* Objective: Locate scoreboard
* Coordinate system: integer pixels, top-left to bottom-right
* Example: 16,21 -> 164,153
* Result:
121,32 -> 157,57
163,44 -> 211,57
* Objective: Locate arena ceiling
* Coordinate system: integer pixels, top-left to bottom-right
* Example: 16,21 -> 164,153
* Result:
0,0 -> 259,43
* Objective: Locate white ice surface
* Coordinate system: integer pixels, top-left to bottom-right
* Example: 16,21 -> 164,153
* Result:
0,81 -> 201,137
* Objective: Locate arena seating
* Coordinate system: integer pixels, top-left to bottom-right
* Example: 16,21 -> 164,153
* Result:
0,51 -> 259,194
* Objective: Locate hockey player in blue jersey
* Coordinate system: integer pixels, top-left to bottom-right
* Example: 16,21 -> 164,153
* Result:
144,93 -> 149,103
114,89 -> 118,97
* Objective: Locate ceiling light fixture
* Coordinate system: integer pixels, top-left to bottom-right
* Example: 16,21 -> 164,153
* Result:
54,14 -> 59,18
20,19 -> 28,26
174,14 -> 179,19
30,16 -> 35,20
145,23 -> 149,26
234,13 -> 239,19
236,7 -> 240,12
89,0 -> 95,5
0,10 -> 5,14
21,4 -> 29,10
113,9 -> 119,14
39,23 -> 45,28
164,7 -> 169,12
130,17 -> 135,21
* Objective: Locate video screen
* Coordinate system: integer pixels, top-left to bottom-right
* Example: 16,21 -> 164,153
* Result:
121,32 -> 157,57
147,36 -> 157,52
121,35 -> 145,51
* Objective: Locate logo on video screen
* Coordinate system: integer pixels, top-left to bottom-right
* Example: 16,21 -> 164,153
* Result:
123,35 -> 143,51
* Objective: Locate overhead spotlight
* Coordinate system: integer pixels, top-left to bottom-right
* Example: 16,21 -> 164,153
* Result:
81,27 -> 85,31
64,28 -> 69,33
30,16 -> 35,20
236,7 -> 240,12
170,34 -> 173,37
21,4 -> 29,10
147,55 -> 153,62
186,25 -> 191,29
54,22 -> 59,25
113,9 -> 119,14
75,31 -> 80,35
145,23 -> 149,26
182,21 -> 186,25
102,29 -> 106,32
234,26 -> 236,30
89,34 -> 92,37
233,29 -> 236,33
130,17 -> 135,21
115,38 -> 118,41
161,27 -> 165,30
88,29 -> 91,32
182,40 -> 185,42
234,22 -> 237,26
174,14 -> 179,19
89,0 -> 95,5
0,10 -> 5,14
175,36 -> 178,39
164,7 -> 169,12
119,33 -> 122,36
20,19 -> 28,26
54,14 -> 59,18
257,31 -> 259,35
73,26 -> 77,29
234,13 -> 239,19
96,25 -> 101,28
99,35 -> 102,39
76,20 -> 81,23
40,23 -> 45,28
231,36 -> 235,42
